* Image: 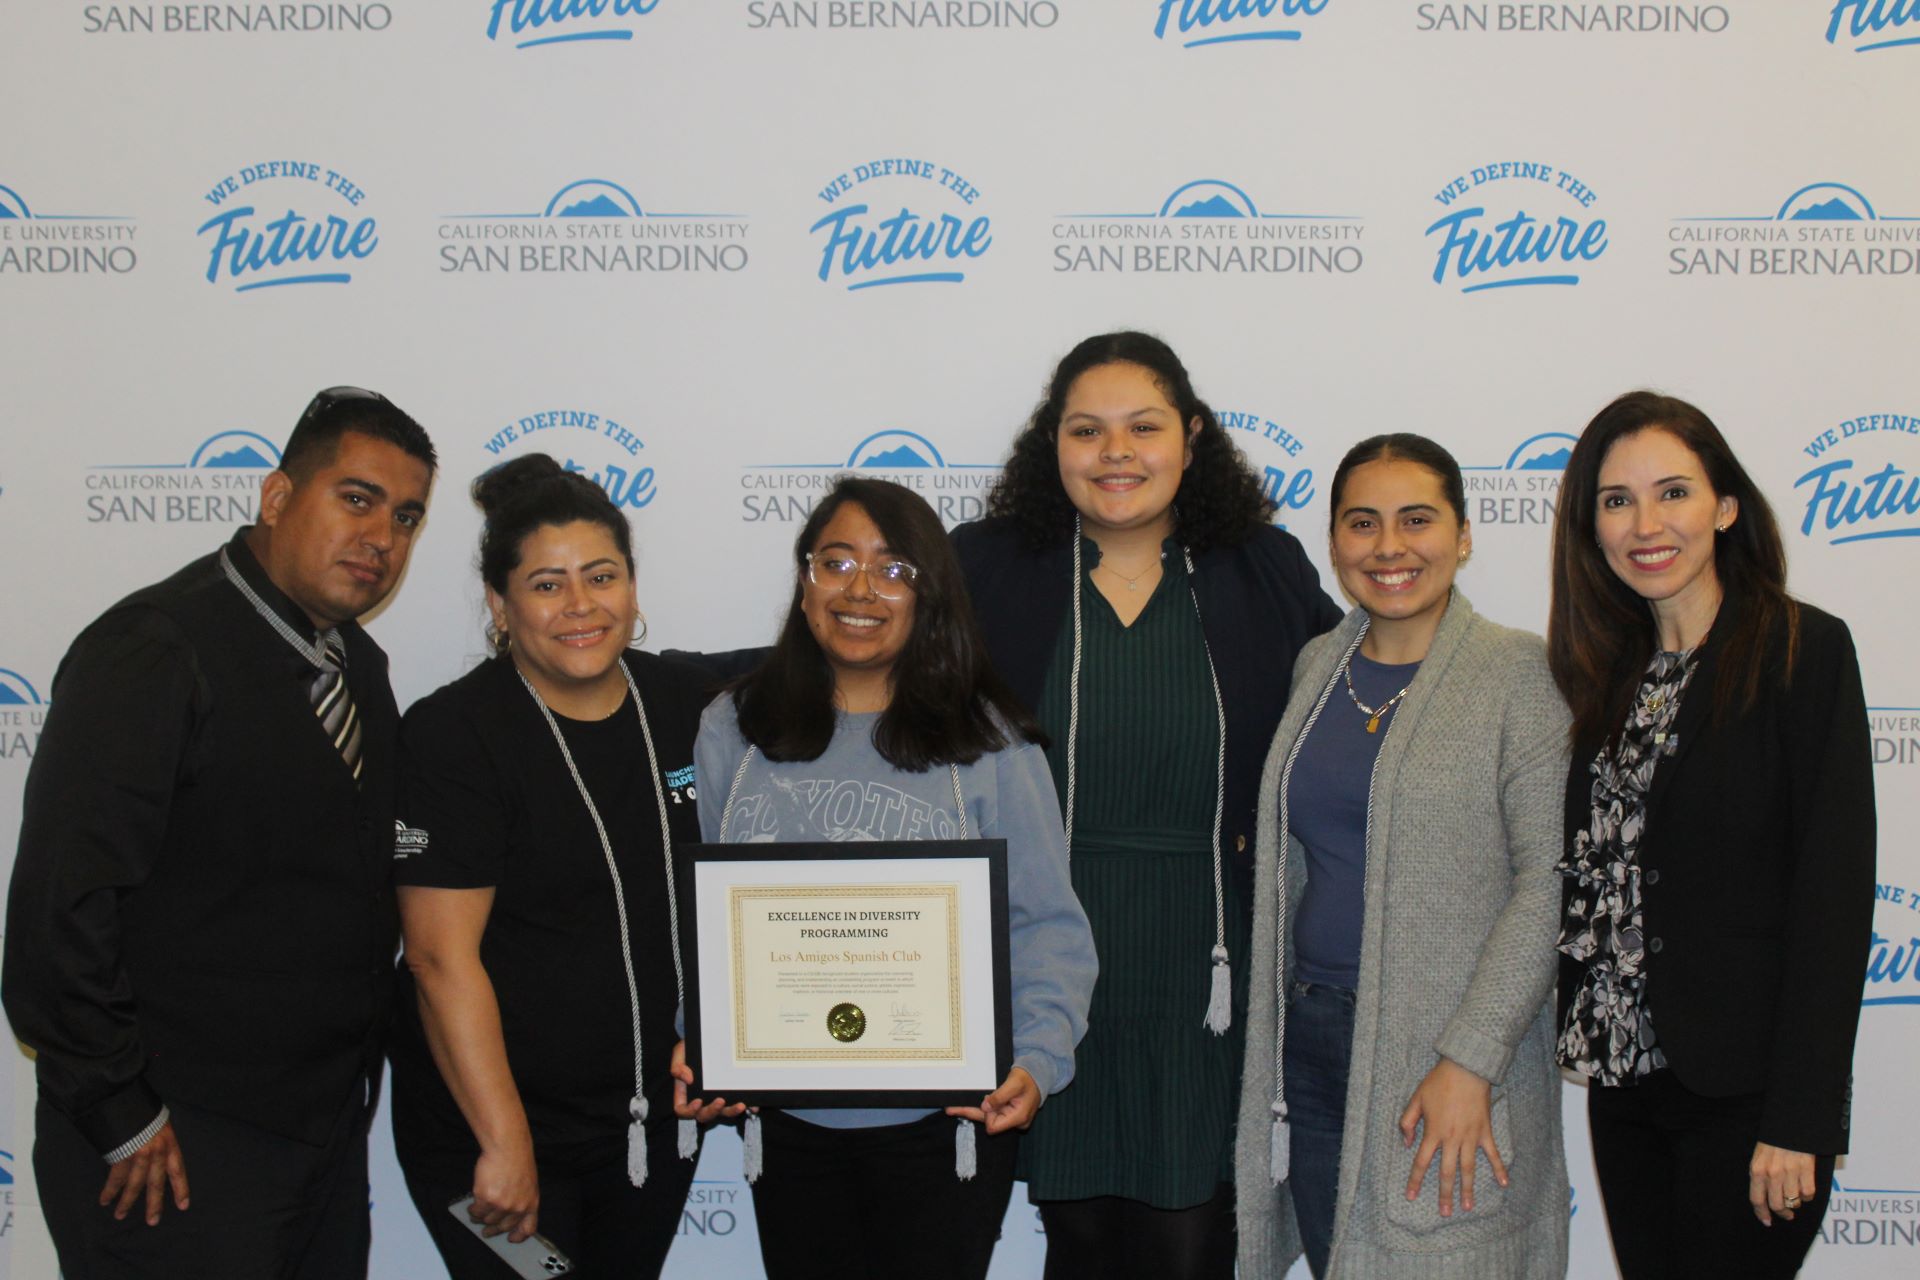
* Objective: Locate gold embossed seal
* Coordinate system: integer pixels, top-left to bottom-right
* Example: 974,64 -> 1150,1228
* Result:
826,1002 -> 866,1043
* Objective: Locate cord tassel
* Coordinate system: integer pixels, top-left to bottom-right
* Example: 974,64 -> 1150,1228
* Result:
677,1116 -> 699,1160
955,1118 -> 978,1180
1203,944 -> 1232,1034
742,1112 -> 764,1184
627,1094 -> 650,1188
1270,1102 -> 1291,1185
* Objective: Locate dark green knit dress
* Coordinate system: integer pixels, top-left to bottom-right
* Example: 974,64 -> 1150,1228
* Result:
1019,543 -> 1249,1209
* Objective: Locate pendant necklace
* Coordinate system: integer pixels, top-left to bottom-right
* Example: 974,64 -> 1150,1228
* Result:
1342,658 -> 1412,734
1095,550 -> 1163,592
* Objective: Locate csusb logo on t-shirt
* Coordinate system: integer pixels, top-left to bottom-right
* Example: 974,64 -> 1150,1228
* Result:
1051,178 -> 1364,276
436,179 -> 748,275
1668,181 -> 1920,278
0,181 -> 138,276
1425,160 -> 1608,294
1459,433 -> 1575,528
1825,0 -> 1920,52
1153,0 -> 1332,47
809,158 -> 992,291
1794,411 -> 1919,547
739,430 -> 1000,525
197,161 -> 378,292
0,667 -> 48,764
483,409 -> 658,511
85,431 -> 280,526
486,0 -> 658,47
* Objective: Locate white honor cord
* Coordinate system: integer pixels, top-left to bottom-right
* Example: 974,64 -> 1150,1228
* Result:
1067,517 -> 1232,1032
517,659 -> 688,1185
1268,622 -> 1369,1183
720,733 -> 970,1182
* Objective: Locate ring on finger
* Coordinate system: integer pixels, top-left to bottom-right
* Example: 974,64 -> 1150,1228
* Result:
1784,1195 -> 1802,1207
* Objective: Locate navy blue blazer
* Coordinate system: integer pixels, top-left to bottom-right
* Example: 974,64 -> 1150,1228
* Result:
952,516 -> 1342,881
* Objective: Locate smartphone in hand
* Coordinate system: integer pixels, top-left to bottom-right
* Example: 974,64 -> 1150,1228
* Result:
446,1194 -> 573,1277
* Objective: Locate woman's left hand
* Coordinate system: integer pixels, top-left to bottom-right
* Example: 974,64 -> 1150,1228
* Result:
1749,1143 -> 1817,1226
946,1067 -> 1040,1135
671,1039 -> 747,1123
1399,1058 -> 1509,1216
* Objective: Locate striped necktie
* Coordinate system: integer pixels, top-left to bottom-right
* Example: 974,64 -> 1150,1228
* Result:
312,633 -> 363,783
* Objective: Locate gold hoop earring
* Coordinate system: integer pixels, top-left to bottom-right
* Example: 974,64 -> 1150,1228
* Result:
631,611 -> 648,648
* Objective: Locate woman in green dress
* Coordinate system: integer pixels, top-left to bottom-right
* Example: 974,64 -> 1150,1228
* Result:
953,331 -> 1341,1279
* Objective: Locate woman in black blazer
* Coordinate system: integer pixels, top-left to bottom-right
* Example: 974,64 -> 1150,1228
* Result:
1546,391 -> 1875,1280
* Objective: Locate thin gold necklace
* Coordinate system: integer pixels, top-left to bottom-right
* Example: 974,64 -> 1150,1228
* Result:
1094,550 -> 1164,592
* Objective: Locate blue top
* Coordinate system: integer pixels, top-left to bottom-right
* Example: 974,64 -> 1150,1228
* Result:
695,700 -> 1095,1132
1285,651 -> 1421,988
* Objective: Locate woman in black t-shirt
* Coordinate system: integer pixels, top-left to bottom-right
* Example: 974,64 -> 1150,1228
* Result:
390,454 -> 725,1278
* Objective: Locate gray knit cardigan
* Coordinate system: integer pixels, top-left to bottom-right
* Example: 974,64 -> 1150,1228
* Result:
1234,593 -> 1571,1279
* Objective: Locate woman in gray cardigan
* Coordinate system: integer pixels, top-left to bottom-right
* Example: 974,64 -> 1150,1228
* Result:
1234,435 -> 1570,1278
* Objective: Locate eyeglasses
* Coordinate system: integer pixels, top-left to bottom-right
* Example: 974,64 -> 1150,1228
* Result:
804,553 -> 920,599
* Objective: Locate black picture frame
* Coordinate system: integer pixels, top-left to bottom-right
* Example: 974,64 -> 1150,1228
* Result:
678,839 -> 1013,1109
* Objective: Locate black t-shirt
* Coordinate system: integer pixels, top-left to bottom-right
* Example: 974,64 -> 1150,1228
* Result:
388,651 -> 710,1177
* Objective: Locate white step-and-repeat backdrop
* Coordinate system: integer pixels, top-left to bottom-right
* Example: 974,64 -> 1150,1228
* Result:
2,3 -> 1915,1276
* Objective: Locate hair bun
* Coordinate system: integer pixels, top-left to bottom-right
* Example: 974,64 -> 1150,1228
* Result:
471,453 -> 566,517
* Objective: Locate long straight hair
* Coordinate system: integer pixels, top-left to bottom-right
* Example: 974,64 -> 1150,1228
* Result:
733,477 -> 1044,770
1548,391 -> 1798,747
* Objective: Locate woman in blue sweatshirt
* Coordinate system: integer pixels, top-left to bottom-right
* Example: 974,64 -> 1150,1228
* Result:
691,476 -> 1097,1280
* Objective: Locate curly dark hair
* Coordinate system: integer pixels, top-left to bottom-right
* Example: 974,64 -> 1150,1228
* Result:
733,477 -> 1043,770
985,331 -> 1275,553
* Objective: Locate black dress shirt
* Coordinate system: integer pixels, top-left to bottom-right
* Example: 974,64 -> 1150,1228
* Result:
3,530 -> 401,1155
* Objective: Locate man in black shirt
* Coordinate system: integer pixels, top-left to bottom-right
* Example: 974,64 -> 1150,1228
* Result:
3,388 -> 437,1280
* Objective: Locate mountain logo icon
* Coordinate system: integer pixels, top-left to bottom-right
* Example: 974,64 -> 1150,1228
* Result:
1777,182 -> 1875,223
543,180 -> 644,219
846,430 -> 947,469
0,670 -> 43,706
1159,180 -> 1259,219
1503,433 -> 1579,471
189,432 -> 282,469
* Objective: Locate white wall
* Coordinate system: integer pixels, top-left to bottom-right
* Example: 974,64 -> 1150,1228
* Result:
2,4 -> 1915,1275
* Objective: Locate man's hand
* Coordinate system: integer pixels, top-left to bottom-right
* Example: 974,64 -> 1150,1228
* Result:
99,1121 -> 189,1226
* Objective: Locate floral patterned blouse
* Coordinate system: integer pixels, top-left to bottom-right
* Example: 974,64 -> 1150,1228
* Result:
1555,647 -> 1702,1085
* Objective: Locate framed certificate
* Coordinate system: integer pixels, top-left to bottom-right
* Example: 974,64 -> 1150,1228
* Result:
679,841 -> 1013,1108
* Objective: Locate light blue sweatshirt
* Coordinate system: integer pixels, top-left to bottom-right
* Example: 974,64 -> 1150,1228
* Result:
694,696 -> 1097,1130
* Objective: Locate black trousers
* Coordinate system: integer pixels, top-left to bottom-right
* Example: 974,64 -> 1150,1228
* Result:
34,1086 -> 373,1280
1035,1183 -> 1236,1280
749,1111 -> 1019,1280
1588,1070 -> 1835,1280
397,1122 -> 697,1280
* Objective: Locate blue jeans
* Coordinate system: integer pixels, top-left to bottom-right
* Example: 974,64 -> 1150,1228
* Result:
1283,980 -> 1356,1279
